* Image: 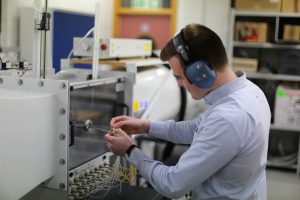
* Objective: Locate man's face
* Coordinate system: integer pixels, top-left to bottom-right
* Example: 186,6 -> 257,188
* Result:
169,56 -> 211,100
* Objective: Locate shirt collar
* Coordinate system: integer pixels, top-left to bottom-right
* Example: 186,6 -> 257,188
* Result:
204,71 -> 247,105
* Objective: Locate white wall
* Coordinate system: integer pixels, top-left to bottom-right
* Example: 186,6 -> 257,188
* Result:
177,0 -> 231,49
177,0 -> 203,31
46,0 -> 114,38
1,0 -> 231,63
0,0 -> 114,49
0,0 -> 19,48
201,0 -> 231,49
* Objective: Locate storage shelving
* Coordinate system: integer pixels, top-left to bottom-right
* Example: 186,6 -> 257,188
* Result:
228,9 -> 300,174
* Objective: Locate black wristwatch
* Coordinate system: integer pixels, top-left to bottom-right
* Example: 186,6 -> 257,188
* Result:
126,144 -> 137,157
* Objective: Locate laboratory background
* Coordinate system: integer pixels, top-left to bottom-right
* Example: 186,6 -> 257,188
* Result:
0,0 -> 300,200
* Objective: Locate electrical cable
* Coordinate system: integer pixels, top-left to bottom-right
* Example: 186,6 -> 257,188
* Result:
83,155 -> 136,200
67,27 -> 95,62
32,0 -> 42,13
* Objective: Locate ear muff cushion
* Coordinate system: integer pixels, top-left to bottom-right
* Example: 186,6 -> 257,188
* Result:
185,60 -> 216,88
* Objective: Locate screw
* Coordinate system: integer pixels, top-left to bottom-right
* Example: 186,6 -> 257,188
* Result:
59,183 -> 65,189
59,159 -> 65,165
38,81 -> 44,87
59,134 -> 66,140
59,108 -> 66,115
18,79 -> 23,85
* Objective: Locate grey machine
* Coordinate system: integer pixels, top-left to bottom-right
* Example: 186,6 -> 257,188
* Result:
0,71 -> 135,200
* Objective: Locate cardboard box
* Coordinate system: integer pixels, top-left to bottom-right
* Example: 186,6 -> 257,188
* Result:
297,0 -> 300,12
235,0 -> 282,12
274,85 -> 300,127
283,24 -> 300,42
235,22 -> 268,43
232,57 -> 258,72
281,0 -> 296,12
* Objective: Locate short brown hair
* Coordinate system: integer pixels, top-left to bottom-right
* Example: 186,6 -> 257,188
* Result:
160,24 -> 228,70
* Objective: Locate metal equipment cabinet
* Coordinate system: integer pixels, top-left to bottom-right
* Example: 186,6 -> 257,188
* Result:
228,9 -> 300,175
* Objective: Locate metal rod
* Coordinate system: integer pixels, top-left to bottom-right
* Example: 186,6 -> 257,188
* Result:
42,0 -> 48,79
92,3 -> 101,79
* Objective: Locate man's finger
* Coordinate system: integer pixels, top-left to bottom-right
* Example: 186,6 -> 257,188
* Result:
110,115 -> 128,127
114,128 -> 127,136
104,133 -> 115,143
106,142 -> 112,150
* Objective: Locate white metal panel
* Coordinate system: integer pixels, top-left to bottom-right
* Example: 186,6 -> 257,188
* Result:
0,89 -> 56,200
0,76 -> 69,192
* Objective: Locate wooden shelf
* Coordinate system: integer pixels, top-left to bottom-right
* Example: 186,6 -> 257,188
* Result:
70,57 -> 167,72
117,8 -> 174,15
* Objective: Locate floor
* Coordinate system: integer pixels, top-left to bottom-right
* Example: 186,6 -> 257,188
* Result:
267,168 -> 300,200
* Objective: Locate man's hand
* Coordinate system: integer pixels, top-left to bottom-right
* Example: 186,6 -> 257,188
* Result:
110,115 -> 150,135
104,128 -> 135,156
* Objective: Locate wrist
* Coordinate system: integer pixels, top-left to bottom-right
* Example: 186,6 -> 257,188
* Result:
143,120 -> 151,133
126,144 -> 137,157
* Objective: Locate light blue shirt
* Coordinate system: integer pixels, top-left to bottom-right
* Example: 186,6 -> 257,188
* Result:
128,72 -> 271,200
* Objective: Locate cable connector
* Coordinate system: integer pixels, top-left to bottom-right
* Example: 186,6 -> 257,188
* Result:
0,62 -> 12,70
17,61 -> 29,69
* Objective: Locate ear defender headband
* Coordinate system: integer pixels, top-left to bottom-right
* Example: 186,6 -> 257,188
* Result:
173,29 -> 216,88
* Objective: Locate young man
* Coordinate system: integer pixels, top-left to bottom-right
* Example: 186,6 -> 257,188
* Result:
104,24 -> 271,200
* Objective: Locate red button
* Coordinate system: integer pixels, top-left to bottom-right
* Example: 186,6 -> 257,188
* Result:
100,44 -> 107,50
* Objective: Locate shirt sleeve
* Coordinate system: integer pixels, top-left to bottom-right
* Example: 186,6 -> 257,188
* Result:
148,118 -> 199,144
128,115 -> 241,199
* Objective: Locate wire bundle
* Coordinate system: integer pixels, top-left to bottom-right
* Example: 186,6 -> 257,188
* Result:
80,156 -> 136,200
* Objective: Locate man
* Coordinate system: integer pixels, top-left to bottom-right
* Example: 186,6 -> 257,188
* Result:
104,24 -> 271,200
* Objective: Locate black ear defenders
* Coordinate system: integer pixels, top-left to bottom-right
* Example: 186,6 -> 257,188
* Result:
173,29 -> 216,88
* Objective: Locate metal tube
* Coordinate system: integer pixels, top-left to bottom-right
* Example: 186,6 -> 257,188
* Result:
92,3 -> 101,79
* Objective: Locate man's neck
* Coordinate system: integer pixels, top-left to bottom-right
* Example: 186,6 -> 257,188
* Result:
213,66 -> 238,90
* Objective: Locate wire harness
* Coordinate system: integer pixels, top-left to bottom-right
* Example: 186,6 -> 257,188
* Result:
69,156 -> 136,200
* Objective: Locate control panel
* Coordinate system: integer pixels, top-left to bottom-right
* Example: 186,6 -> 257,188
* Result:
68,153 -> 112,200
68,152 -> 136,200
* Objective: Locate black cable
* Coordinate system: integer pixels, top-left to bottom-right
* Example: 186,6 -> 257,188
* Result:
158,63 -> 188,163
0,57 -> 3,69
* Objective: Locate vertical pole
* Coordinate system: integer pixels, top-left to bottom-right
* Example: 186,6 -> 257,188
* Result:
92,3 -> 101,79
33,0 -> 41,78
41,0 -> 48,79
